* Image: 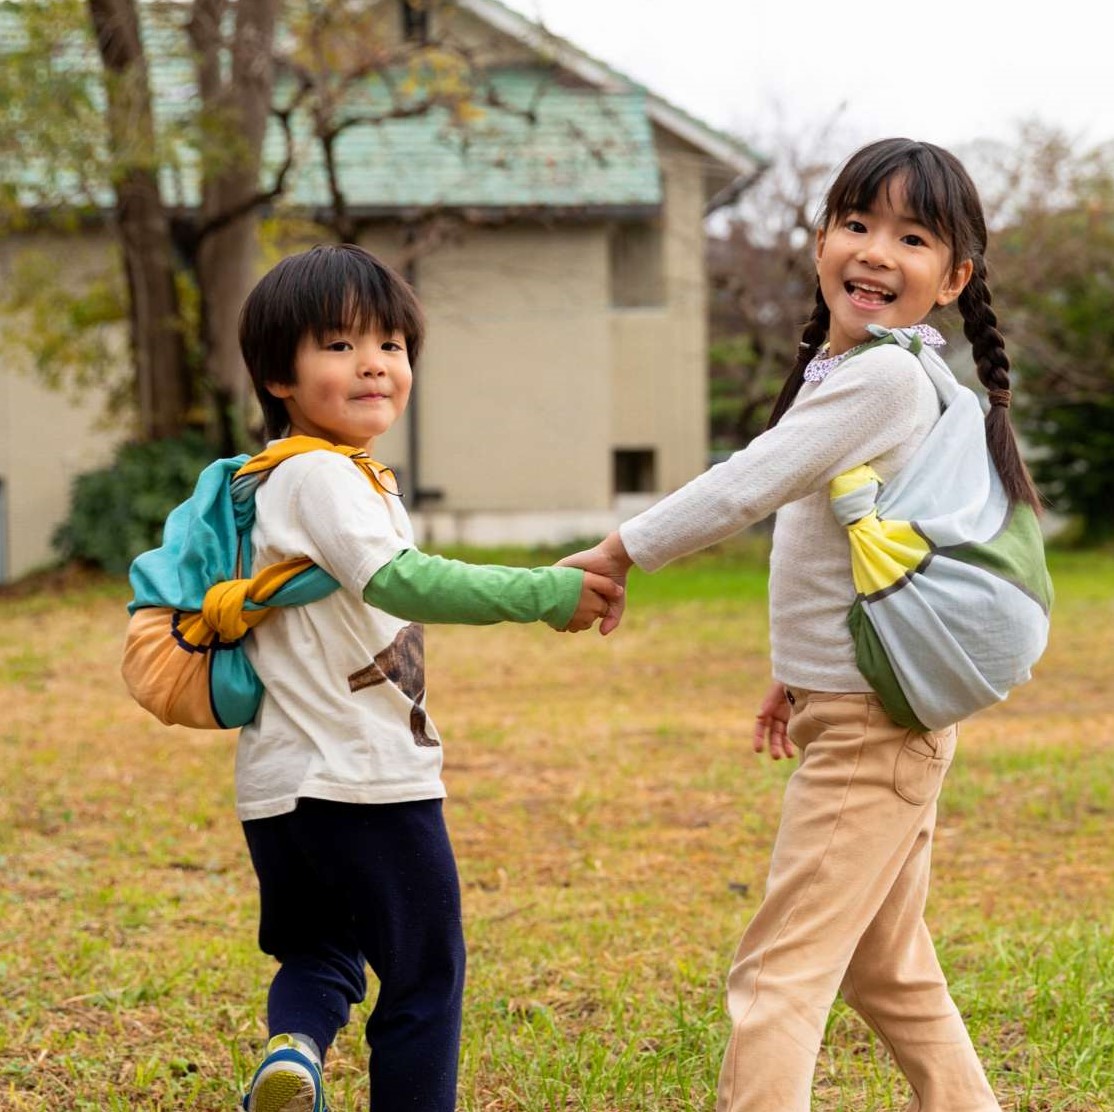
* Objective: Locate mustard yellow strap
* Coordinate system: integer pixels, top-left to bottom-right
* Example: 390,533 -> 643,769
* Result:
199,556 -> 315,642
234,436 -> 397,496
829,464 -> 881,501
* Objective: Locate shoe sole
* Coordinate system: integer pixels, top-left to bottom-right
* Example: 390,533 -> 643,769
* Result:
246,1061 -> 319,1112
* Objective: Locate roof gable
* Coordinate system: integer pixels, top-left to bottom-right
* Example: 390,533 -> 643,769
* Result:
454,0 -> 763,178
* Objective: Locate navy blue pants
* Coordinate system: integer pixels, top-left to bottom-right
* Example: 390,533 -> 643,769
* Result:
242,797 -> 465,1112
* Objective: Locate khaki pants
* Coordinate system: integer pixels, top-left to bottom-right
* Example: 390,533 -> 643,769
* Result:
716,690 -> 1001,1112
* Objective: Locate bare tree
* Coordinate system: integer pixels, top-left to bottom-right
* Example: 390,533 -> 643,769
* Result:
707,113 -> 852,448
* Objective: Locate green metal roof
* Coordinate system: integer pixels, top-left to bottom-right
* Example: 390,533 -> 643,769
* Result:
154,67 -> 662,214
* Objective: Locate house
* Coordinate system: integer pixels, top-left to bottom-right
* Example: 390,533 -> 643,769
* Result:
0,0 -> 763,580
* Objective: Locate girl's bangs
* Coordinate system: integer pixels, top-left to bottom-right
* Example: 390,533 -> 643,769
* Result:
827,145 -> 953,243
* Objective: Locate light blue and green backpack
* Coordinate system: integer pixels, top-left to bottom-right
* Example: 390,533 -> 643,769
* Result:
829,326 -> 1053,732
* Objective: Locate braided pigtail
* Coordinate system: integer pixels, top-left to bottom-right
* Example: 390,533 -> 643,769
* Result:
766,283 -> 830,429
958,259 -> 1041,511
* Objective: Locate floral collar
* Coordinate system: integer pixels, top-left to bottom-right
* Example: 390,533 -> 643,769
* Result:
803,324 -> 946,384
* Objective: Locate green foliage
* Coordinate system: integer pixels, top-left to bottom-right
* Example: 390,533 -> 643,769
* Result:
1025,399 -> 1114,541
52,431 -> 217,574
0,0 -> 109,227
707,335 -> 784,450
0,244 -> 131,413
983,139 -> 1114,543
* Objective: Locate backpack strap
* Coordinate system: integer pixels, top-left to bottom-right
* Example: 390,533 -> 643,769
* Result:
195,437 -> 396,644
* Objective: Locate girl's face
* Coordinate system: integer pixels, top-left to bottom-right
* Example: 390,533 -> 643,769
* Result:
268,322 -> 412,451
816,175 -> 973,356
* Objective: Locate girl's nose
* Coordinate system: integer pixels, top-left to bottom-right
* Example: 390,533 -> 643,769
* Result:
857,236 -> 892,268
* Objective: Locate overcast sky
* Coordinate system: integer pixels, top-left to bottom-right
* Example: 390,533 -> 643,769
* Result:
500,0 -> 1114,155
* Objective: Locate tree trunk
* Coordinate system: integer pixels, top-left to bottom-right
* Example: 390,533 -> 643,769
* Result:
87,0 -> 191,440
191,0 -> 279,450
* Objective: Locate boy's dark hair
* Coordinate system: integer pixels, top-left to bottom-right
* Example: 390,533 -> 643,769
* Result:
767,137 -> 1040,511
239,243 -> 426,440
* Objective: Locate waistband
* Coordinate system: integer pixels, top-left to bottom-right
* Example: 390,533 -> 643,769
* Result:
783,687 -> 884,709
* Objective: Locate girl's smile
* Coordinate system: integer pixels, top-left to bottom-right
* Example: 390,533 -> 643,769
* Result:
815,175 -> 972,356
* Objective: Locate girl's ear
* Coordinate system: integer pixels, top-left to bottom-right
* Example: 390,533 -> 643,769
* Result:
936,258 -> 974,306
815,226 -> 827,268
266,381 -> 294,399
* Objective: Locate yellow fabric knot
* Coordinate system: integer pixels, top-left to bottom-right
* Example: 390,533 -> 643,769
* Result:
844,510 -> 932,597
200,556 -> 317,644
201,579 -> 268,643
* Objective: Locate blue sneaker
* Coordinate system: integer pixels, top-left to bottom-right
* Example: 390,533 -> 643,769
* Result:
242,1034 -> 325,1112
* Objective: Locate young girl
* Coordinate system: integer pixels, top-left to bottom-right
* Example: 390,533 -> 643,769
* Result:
563,138 -> 1039,1111
233,244 -> 620,1112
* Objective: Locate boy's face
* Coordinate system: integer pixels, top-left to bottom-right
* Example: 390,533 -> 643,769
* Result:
268,323 -> 412,451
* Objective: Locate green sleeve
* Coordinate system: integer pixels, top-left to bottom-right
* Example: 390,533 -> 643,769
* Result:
363,548 -> 584,630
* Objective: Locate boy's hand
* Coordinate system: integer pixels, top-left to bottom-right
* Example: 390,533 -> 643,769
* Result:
558,532 -> 633,635
753,680 -> 794,760
561,572 -> 625,633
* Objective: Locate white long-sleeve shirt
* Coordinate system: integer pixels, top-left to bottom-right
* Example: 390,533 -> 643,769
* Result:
619,343 -> 942,692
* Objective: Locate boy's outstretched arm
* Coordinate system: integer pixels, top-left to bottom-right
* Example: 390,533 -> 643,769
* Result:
363,549 -> 619,632
557,531 -> 633,635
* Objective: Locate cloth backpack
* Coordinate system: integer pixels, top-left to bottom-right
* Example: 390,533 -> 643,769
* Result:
121,436 -> 397,729
828,326 -> 1053,732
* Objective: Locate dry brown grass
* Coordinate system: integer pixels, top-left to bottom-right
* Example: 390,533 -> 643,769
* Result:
1,548 -> 1111,1110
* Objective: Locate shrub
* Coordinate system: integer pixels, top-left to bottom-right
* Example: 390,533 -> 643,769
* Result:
53,432 -> 218,575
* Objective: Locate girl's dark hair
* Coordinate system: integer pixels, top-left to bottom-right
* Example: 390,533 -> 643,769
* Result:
767,137 -> 1040,511
239,243 -> 426,440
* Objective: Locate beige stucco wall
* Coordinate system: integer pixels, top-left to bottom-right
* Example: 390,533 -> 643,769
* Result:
611,127 -> 709,493
0,234 -> 130,580
408,223 -> 612,511
359,134 -> 710,518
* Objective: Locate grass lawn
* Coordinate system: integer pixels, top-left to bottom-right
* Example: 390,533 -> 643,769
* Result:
0,542 -> 1111,1110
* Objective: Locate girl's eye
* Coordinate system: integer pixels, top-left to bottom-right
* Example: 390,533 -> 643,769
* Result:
902,234 -> 927,247
846,219 -> 867,233
382,340 -> 406,353
325,340 -> 352,352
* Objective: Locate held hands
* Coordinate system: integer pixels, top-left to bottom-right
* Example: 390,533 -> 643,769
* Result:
562,571 -> 625,632
753,680 -> 795,760
557,532 -> 634,635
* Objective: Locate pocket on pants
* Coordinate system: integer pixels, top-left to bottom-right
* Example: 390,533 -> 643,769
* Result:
894,727 -> 957,805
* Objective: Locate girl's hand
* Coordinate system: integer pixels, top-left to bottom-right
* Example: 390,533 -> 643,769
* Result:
561,571 -> 625,633
754,680 -> 794,760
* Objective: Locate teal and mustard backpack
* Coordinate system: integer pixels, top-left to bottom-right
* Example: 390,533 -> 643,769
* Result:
122,437 -> 398,729
829,326 -> 1053,732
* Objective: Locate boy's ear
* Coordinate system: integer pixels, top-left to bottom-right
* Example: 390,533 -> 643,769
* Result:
936,258 -> 974,307
265,381 -> 294,400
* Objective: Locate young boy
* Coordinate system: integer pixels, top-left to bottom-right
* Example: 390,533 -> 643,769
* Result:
234,243 -> 620,1112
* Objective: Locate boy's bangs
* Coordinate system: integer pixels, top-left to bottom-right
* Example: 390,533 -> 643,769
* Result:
299,249 -> 421,350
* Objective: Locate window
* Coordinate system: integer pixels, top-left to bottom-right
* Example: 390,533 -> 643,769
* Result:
613,449 -> 656,494
400,0 -> 429,43
609,221 -> 665,308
